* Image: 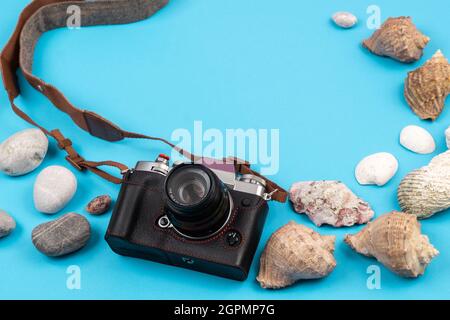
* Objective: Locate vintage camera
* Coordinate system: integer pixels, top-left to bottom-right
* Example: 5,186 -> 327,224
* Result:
105,154 -> 273,281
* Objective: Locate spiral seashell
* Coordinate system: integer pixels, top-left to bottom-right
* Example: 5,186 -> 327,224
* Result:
404,50 -> 450,121
363,17 -> 429,63
257,221 -> 336,289
345,211 -> 439,278
398,150 -> 450,218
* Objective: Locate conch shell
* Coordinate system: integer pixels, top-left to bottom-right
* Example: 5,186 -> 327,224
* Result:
398,150 -> 450,218
404,50 -> 450,120
257,221 -> 336,289
363,17 -> 429,63
345,211 -> 438,278
290,181 -> 374,227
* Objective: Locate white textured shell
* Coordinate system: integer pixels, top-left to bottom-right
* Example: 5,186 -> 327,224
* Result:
345,211 -> 438,277
289,181 -> 374,227
446,126 -> 450,149
332,12 -> 358,28
398,150 -> 450,218
33,166 -> 78,214
257,221 -> 336,289
400,125 -> 435,154
355,152 -> 398,186
0,129 -> 48,176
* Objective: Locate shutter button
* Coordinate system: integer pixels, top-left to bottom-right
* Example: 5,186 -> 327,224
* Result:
226,230 -> 241,247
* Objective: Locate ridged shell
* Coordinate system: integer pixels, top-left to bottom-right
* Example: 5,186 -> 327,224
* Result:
345,211 -> 438,278
398,150 -> 450,218
404,50 -> 450,120
257,221 -> 336,289
363,17 -> 429,63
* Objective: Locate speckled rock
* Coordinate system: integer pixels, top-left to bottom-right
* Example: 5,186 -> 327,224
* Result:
31,213 -> 90,257
33,166 -> 77,214
332,12 -> 358,28
0,210 -> 16,238
0,128 -> 48,176
86,195 -> 112,215
290,181 -> 374,227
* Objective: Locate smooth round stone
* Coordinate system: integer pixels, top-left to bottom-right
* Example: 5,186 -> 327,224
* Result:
332,11 -> 358,28
0,210 -> 16,238
400,125 -> 435,154
355,152 -> 399,186
32,213 -> 90,257
34,166 -> 77,214
0,128 -> 48,176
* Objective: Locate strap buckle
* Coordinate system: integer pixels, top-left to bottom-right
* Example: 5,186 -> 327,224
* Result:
56,138 -> 72,150
65,155 -> 85,171
50,129 -> 85,171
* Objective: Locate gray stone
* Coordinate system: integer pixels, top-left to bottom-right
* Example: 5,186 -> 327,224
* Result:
0,128 -> 48,176
31,213 -> 90,256
0,210 -> 16,238
33,165 -> 77,214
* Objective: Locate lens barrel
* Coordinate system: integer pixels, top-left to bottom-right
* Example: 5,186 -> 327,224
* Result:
164,164 -> 231,239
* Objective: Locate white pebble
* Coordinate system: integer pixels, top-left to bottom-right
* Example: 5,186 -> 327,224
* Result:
332,11 -> 358,28
446,126 -> 450,149
0,129 -> 48,176
355,152 -> 398,186
400,125 -> 436,154
33,166 -> 77,214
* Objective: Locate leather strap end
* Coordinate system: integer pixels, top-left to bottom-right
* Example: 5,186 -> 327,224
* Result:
83,111 -> 125,142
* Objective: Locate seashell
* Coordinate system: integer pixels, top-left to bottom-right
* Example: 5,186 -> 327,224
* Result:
446,126 -> 450,149
33,166 -> 77,214
289,181 -> 374,227
0,128 -> 48,176
0,210 -> 16,238
400,125 -> 435,154
332,12 -> 358,29
355,152 -> 398,186
86,195 -> 112,215
398,150 -> 450,218
257,221 -> 336,289
363,17 -> 429,63
345,211 -> 438,277
404,50 -> 450,120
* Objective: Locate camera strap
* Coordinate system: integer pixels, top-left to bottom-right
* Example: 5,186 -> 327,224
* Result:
0,0 -> 288,203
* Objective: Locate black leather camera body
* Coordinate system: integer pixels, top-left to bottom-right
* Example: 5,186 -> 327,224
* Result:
105,155 -> 271,281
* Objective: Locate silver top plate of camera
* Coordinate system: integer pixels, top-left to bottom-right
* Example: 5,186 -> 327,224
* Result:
135,157 -> 269,199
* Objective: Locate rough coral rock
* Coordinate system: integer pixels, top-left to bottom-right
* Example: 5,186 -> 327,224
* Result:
289,181 -> 374,227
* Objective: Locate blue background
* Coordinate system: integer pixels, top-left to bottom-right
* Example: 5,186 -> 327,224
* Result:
0,0 -> 449,300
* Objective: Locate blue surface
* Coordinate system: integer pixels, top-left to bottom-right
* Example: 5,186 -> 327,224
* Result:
1,0 -> 449,300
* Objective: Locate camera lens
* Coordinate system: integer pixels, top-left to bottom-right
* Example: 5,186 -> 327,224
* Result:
167,167 -> 211,206
164,164 -> 231,239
